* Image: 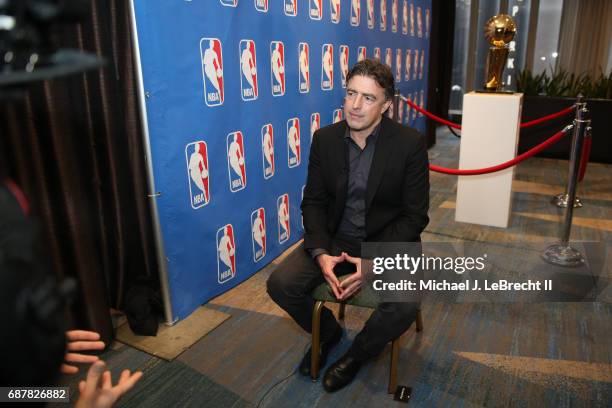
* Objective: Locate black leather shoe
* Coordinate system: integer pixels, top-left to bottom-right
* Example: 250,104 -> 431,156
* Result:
322,353 -> 363,392
298,327 -> 342,376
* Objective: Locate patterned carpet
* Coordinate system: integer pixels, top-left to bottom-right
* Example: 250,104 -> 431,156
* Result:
53,128 -> 611,407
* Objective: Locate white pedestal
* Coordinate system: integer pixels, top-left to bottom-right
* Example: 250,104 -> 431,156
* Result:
455,92 -> 523,228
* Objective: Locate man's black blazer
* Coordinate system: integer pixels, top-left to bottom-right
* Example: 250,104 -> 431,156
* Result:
301,116 -> 430,252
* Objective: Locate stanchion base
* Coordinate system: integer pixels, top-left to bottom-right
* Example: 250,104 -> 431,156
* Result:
541,244 -> 585,267
551,193 -> 583,208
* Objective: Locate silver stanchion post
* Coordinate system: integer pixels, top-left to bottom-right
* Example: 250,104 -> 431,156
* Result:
551,96 -> 583,209
551,193 -> 582,208
542,100 -> 590,266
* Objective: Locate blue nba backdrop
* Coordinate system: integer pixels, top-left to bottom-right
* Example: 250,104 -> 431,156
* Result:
130,0 -> 432,322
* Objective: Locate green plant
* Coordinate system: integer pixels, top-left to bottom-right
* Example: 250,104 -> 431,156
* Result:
542,68 -> 571,96
515,67 -> 612,99
516,69 -> 545,95
565,72 -> 590,98
590,71 -> 612,99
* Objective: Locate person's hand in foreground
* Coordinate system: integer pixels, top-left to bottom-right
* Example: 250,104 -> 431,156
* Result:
75,360 -> 142,408
61,330 -> 106,374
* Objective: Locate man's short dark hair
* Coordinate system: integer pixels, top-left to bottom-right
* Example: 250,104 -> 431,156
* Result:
346,58 -> 395,100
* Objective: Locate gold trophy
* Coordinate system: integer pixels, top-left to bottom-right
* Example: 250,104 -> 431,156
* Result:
483,14 -> 516,92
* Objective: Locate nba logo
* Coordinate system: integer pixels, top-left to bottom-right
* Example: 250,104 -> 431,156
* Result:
405,49 -> 411,81
270,41 -> 285,96
395,49 -> 402,82
374,47 -> 381,60
419,90 -> 424,117
380,0 -> 387,31
298,42 -> 310,93
287,118 -> 301,168
385,48 -> 392,69
310,113 -> 320,141
239,39 -> 258,101
216,224 -> 236,284
330,0 -> 341,23
255,0 -> 268,12
367,0 -> 374,29
333,109 -> 343,123
251,208 -> 266,262
402,0 -> 408,34
410,3 -> 415,36
220,0 -> 238,6
398,98 -> 404,123
420,50 -> 425,79
339,45 -> 349,88
413,49 -> 419,79
357,46 -> 367,62
426,8 -> 430,38
185,141 -> 210,209
277,194 -> 290,243
391,0 -> 398,32
321,44 -> 334,91
405,95 -> 411,124
417,6 -> 423,37
350,0 -> 360,26
227,131 -> 247,192
310,0 -> 322,20
285,0 -> 297,16
200,38 -> 224,107
261,124 -> 274,179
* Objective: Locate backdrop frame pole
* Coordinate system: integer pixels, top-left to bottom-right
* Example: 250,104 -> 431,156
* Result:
128,0 -> 176,326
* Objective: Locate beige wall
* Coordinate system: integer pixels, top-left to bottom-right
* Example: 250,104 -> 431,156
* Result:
557,0 -> 612,75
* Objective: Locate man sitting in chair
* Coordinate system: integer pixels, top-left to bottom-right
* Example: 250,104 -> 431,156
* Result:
267,58 -> 429,392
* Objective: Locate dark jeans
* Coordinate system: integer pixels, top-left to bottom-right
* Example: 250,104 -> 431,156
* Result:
266,237 -> 418,361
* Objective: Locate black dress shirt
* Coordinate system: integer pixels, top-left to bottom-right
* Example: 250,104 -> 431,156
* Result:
309,122 -> 381,258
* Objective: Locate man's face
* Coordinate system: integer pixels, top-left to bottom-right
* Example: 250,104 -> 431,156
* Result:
343,75 -> 391,134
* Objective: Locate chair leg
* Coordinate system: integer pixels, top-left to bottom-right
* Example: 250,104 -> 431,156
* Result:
387,310 -> 421,394
388,339 -> 399,394
338,303 -> 346,320
311,301 -> 325,382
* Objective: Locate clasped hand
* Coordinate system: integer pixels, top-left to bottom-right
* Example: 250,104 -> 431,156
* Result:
316,252 -> 363,301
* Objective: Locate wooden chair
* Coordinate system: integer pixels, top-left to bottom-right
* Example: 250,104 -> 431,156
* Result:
310,282 -> 423,393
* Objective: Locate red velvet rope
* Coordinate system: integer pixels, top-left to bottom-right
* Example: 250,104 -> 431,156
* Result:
4,179 -> 30,215
429,127 -> 571,175
520,105 -> 576,128
578,133 -> 592,182
402,97 -> 575,130
404,97 -> 462,129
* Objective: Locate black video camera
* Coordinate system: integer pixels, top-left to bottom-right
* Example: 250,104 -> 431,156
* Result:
0,0 -> 103,87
